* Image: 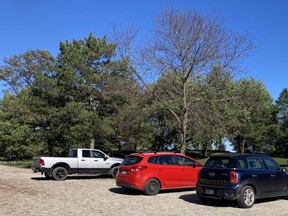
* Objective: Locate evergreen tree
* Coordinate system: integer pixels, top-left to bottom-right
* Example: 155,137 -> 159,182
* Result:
275,88 -> 288,153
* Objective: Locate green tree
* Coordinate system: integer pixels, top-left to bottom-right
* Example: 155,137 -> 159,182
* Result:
228,79 -> 275,153
275,88 -> 288,153
0,93 -> 42,158
190,66 -> 235,155
0,34 -> 152,156
0,50 -> 56,95
0,50 -> 57,156
28,70 -> 69,155
276,88 -> 288,128
55,34 -> 134,150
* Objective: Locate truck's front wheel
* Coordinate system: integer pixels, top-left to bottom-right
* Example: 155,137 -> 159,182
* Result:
52,167 -> 68,181
110,166 -> 119,178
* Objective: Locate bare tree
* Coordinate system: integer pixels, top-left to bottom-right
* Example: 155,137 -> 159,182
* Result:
112,8 -> 256,153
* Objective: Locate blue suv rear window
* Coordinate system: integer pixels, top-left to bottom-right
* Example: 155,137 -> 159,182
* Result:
205,157 -> 230,168
123,156 -> 143,165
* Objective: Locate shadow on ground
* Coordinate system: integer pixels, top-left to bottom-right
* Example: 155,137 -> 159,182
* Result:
31,174 -> 111,181
109,187 -> 143,196
109,187 -> 196,196
179,193 -> 283,208
179,193 -> 237,207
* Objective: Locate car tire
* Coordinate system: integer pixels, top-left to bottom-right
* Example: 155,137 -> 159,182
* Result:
44,172 -> 52,180
143,179 -> 160,195
52,167 -> 68,181
237,185 -> 255,208
110,166 -> 119,178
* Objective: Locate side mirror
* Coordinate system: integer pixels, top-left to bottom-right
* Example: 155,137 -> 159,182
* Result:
281,167 -> 287,173
104,155 -> 109,161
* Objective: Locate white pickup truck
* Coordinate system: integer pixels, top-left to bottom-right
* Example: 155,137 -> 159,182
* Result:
31,148 -> 123,180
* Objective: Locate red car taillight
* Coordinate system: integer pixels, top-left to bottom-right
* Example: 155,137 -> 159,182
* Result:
40,159 -> 45,166
130,165 -> 148,172
230,171 -> 238,184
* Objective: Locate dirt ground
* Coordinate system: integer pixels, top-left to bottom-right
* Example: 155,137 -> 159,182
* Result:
0,165 -> 288,216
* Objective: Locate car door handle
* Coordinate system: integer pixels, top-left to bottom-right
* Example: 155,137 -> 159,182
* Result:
81,159 -> 85,161
94,160 -> 98,162
271,174 -> 276,177
252,174 -> 257,177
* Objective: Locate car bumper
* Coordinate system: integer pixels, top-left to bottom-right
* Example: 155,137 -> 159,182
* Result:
196,183 -> 240,200
31,166 -> 50,173
116,172 -> 146,191
116,180 -> 141,190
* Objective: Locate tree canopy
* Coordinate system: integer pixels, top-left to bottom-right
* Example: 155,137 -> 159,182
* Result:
0,8 -> 285,158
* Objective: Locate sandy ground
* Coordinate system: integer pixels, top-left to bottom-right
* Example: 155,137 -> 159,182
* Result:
0,165 -> 288,216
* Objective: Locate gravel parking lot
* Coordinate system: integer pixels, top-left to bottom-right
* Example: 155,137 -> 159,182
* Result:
0,165 -> 287,216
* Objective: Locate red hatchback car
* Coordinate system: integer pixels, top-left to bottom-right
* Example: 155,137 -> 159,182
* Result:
116,152 -> 203,195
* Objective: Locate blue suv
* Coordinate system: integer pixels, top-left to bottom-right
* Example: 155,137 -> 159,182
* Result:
196,153 -> 288,208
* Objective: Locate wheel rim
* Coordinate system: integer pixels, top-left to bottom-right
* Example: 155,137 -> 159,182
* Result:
243,188 -> 254,206
149,181 -> 158,192
56,169 -> 66,179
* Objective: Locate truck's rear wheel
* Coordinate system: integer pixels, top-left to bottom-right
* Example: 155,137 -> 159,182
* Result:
52,167 -> 68,181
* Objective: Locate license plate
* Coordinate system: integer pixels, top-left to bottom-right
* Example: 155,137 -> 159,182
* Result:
205,189 -> 214,195
121,171 -> 126,175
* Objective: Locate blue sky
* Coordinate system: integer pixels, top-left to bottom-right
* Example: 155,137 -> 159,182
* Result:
1,0 -> 287,100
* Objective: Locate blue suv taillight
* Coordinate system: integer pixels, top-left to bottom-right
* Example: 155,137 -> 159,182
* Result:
230,171 -> 238,183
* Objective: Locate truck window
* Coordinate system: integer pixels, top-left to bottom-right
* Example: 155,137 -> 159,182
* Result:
68,149 -> 77,157
82,150 -> 91,158
92,150 -> 105,158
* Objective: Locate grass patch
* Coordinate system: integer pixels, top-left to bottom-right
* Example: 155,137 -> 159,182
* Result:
198,158 -> 208,164
197,157 -> 288,167
0,159 -> 32,168
273,157 -> 288,168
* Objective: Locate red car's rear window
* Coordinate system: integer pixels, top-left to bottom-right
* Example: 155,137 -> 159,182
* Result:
122,156 -> 143,165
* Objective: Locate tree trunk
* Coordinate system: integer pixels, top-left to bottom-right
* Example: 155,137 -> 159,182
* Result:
240,139 -> 245,154
48,139 -> 53,156
236,137 -> 245,154
202,143 -> 208,157
180,82 -> 187,154
180,113 -> 187,154
90,138 -> 95,149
